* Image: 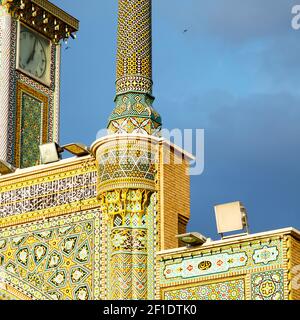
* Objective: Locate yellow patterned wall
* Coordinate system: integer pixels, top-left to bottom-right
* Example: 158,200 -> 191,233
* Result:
0,209 -> 101,300
156,231 -> 298,300
0,157 -> 98,228
0,156 -> 102,300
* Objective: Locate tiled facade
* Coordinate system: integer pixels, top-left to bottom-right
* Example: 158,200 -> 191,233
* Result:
157,230 -> 300,300
0,209 -> 101,300
0,0 -> 299,301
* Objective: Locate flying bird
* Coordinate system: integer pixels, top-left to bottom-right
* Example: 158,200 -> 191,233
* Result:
183,29 -> 188,33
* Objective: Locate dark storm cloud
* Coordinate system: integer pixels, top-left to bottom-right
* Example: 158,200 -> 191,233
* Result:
156,0 -> 300,90
158,0 -> 299,42
167,90 -> 300,165
259,34 -> 300,87
174,90 -> 300,236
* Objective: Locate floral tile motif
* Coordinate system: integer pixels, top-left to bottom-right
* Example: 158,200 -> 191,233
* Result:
164,279 -> 245,300
253,246 -> 279,265
251,270 -> 284,300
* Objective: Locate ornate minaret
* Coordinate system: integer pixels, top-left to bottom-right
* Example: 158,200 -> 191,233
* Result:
0,0 -> 78,168
92,0 -> 192,300
93,0 -> 161,300
107,0 -> 161,136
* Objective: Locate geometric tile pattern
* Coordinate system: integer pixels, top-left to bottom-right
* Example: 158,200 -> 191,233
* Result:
19,93 -> 44,168
110,253 -> 147,300
96,138 -> 157,193
101,189 -> 154,300
108,0 -> 162,136
116,75 -> 152,96
98,145 -> 156,182
0,210 -> 101,300
107,109 -> 162,136
146,192 -> 157,300
108,93 -> 161,136
112,93 -> 160,123
0,7 -> 12,162
15,82 -> 49,168
53,46 -> 60,143
164,279 -> 245,300
116,0 -> 152,94
251,270 -> 284,300
6,18 -> 17,165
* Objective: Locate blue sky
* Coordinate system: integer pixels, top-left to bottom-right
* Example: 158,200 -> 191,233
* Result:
52,0 -> 300,239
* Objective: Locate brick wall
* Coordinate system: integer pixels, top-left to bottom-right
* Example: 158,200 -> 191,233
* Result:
178,214 -> 189,247
158,146 -> 191,250
290,236 -> 300,300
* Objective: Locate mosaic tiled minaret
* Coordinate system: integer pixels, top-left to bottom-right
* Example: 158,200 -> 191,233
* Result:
107,0 -> 162,136
94,0 -> 161,300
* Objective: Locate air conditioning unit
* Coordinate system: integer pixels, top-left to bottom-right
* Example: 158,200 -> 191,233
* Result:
214,201 -> 249,238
